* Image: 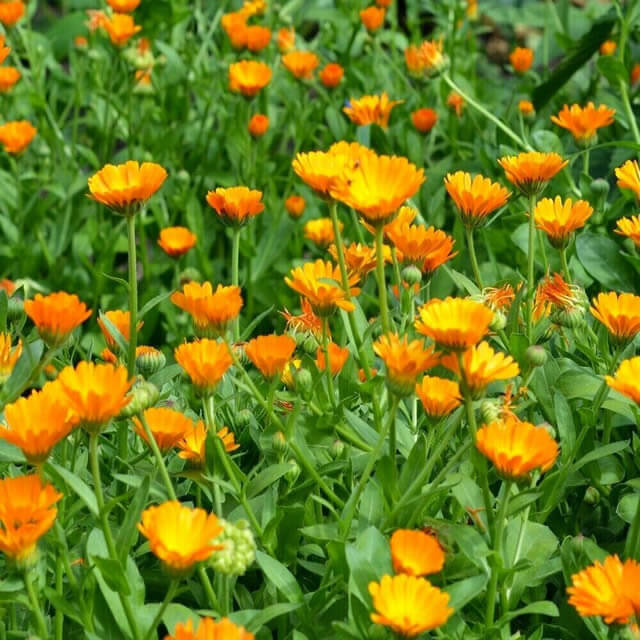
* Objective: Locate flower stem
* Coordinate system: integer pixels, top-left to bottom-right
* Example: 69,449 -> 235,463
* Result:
374,225 -> 391,334
321,317 -> 336,406
560,247 -> 571,283
144,580 -> 178,640
231,227 -> 241,342
526,194 -> 538,345
23,569 -> 48,639
198,565 -> 220,611
127,214 -> 139,379
138,414 -> 177,501
465,227 -> 484,289
582,148 -> 590,176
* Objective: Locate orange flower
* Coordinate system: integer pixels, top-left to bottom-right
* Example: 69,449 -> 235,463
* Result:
285,194 -> 305,218
285,260 -> 358,316
1,382 -> 77,464
373,333 -> 438,396
390,529 -> 445,577
24,291 -> 92,347
498,151 -> 568,196
415,376 -> 461,418
330,152 -> 425,225
0,35 -> 9,63
138,501 -> 223,575
0,120 -> 36,154
615,159 -> 640,201
411,108 -> 437,133
246,25 -> 271,52
369,574 -> 453,636
377,0 -> 392,5
98,309 -> 142,348
447,91 -> 465,116
0,333 -> 21,383
171,282 -> 243,337
102,13 -> 141,46
0,475 -> 62,564
378,205 -> 417,240
0,1 -> 24,27
319,63 -> 344,88
281,298 -> 322,337
222,11 -> 248,49
482,284 -> 515,311
304,217 -> 340,247
174,339 -> 233,394
415,297 -> 493,350
519,100 -> 534,116
360,6 -> 385,31
444,171 -> 510,228
248,113 -> 269,137
551,102 -> 615,143
216,426 -> 239,453
57,362 -> 133,432
509,47 -> 533,73
621,558 -> 640,617
328,242 -> 386,278
229,60 -> 272,97
343,92 -> 403,129
404,45 -> 424,75
605,356 -> 640,405
133,407 -> 195,452
534,273 -> 585,321
158,226 -> 197,257
405,40 -> 445,76
316,342 -> 350,376
86,9 -> 107,31
244,334 -> 296,378
534,196 -> 593,248
177,420 -> 207,466
0,279 -> 15,296
590,292 -> 640,342
106,0 -> 140,12
600,40 -> 617,56
615,215 -> 640,247
476,416 -> 558,479
0,67 -> 20,92
281,51 -> 319,79
387,222 -> 456,267
206,186 -> 264,226
277,26 -> 295,52
165,617 -> 254,640
88,161 -> 167,215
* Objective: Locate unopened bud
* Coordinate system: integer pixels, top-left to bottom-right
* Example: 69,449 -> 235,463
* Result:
525,345 -> 547,368
295,368 -> 313,397
285,459 -> 300,485
584,486 -> 600,505
272,431 -> 288,455
553,306 -> 586,329
401,265 -> 422,286
178,267 -> 202,287
236,408 -> 252,429
330,439 -> 346,459
490,310 -> 507,332
303,336 -> 318,355
479,399 -> 501,425
120,379 -> 159,418
210,519 -> 256,576
136,346 -> 166,377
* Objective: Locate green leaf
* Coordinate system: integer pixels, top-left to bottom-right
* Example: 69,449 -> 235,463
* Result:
442,265 -> 480,296
255,550 -> 304,603
231,603 -> 303,632
98,310 -> 129,354
617,492 -> 639,524
246,463 -> 292,498
498,600 -> 559,624
91,556 -> 131,596
596,56 -> 628,85
576,232 -> 636,291
47,462 -> 98,517
445,574 -> 488,610
574,440 -> 628,471
115,475 -> 150,562
138,290 -> 173,319
1,339 -> 44,402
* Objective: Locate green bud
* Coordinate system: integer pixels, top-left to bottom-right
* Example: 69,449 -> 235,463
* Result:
401,265 -> 422,286
552,306 -> 586,329
303,335 -> 318,355
285,459 -> 300,485
236,408 -> 253,429
490,310 -> 507,332
210,519 -> 256,576
295,368 -> 313,397
479,399 -> 501,425
330,439 -> 345,459
179,267 -> 202,287
120,379 -> 159,418
525,345 -> 547,368
136,347 -> 166,377
590,178 -> 609,199
294,331 -> 306,348
584,486 -> 600,505
272,431 -> 288,455
176,169 -> 190,185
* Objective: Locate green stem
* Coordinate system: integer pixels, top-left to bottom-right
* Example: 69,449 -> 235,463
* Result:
321,318 -> 336,406
374,225 -> 391,334
138,414 -> 177,501
55,554 -> 64,640
465,227 -> 484,289
582,148 -> 590,176
560,248 -> 571,283
231,228 -> 241,342
23,569 -> 48,639
127,215 -> 139,379
144,581 -> 178,640
197,565 -> 220,611
526,194 -> 538,345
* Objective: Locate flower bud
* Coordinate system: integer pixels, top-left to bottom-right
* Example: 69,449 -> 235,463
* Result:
120,379 -> 159,418
294,368 -> 313,397
590,177 -> 609,199
401,265 -> 422,286
272,431 -> 288,455
136,346 -> 166,377
525,345 -> 547,368
330,439 -> 345,459
210,519 -> 256,576
235,408 -> 253,429
178,267 -> 202,286
584,486 -> 600,505
303,335 -> 318,355
552,306 -> 586,329
479,399 -> 501,425
490,310 -> 507,332
176,169 -> 190,185
285,459 -> 300,485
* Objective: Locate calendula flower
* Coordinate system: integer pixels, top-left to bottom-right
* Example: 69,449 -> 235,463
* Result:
242,0 -> 266,17
136,346 -> 166,376
415,376 -> 462,418
0,1 -> 24,26
411,108 -> 437,133
319,62 -> 344,88
615,160 -> 640,201
316,342 -> 350,376
106,0 -> 140,11
360,6 -> 385,31
285,260 -> 358,316
248,113 -> 269,137
533,273 -> 587,324
222,11 -> 248,49
0,333 -> 21,384
0,279 -> 15,296
415,297 -> 493,350
246,25 -> 271,52
0,67 -> 20,92
0,475 -> 62,566
177,420 -> 207,467
509,47 -> 533,73
98,309 -> 142,348
282,50 -> 320,79
281,298 -> 322,337
229,60 -> 272,97
498,151 -> 568,196
534,196 -> 593,248
405,40 -> 446,76
304,217 -> 340,247
285,194 -> 305,218
444,171 -> 510,228
476,416 -> 558,479
605,356 -> 640,405
551,102 -> 615,144
328,242 -> 387,278
24,291 -> 92,347
216,426 -> 239,453
86,9 -> 107,31
600,40 -> 616,56
404,45 -> 424,75
631,63 -> 640,86
447,91 -> 465,116
369,574 -> 453,636
174,339 -> 233,394
166,617 -> 254,640
591,292 -> 640,342
206,186 -> 264,227
387,222 -> 456,268
0,35 -> 9,62
244,334 -> 296,378
158,226 -> 197,257
331,152 -> 425,225
277,26 -> 295,52
519,100 -> 535,116
102,13 -> 141,45
1,382 -> 77,464
57,362 -> 133,432
615,215 -> 640,247
373,333 -> 439,396
390,529 -> 445,577
138,501 -> 223,575
133,407 -> 195,452
88,161 -> 167,215
0,120 -> 36,154
343,92 -> 403,129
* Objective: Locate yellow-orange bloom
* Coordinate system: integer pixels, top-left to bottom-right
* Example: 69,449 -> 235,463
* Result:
285,260 -> 358,316
285,194 -> 305,218
415,297 -> 493,350
248,113 -> 269,137
509,47 -> 533,73
206,186 -> 264,227
158,226 -> 197,257
229,60 -> 272,97
551,102 -> 615,143
444,171 -> 510,228
165,617 -> 254,640
482,284 -> 515,311
88,161 -> 167,215
534,196 -> 593,248
369,574 -> 453,636
102,13 -> 141,45
343,92 -> 403,129
415,376 -> 461,418
632,62 -> 640,86
106,0 -> 140,12
519,100 -> 535,116
0,1 -> 24,27
600,40 -> 617,56
447,91 -> 465,117
316,342 -> 350,376
390,529 -> 445,577
319,62 -> 344,88
605,356 -> 640,405
0,35 -> 9,63
405,40 -> 445,76
615,215 -> 640,247
360,6 -> 385,31
0,120 -> 36,154
0,475 -> 62,564
615,159 -> 640,201
387,222 -> 456,268
1,382 -> 78,464
411,108 -> 438,133
330,152 -> 425,225
498,151 -> 568,196
0,67 -> 20,92
177,420 -> 207,467
277,27 -> 295,53
222,11 -> 248,49
281,298 -> 322,338
216,426 -> 240,453
133,407 -> 195,452
282,50 -> 320,79
304,217 -> 340,247
174,339 -> 233,394
0,333 -> 21,383
246,25 -> 271,52
24,291 -> 92,347
98,309 -> 142,348
591,292 -> 640,342
244,334 -> 296,378
138,501 -> 223,574
328,242 -> 387,278
57,362 -> 132,432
